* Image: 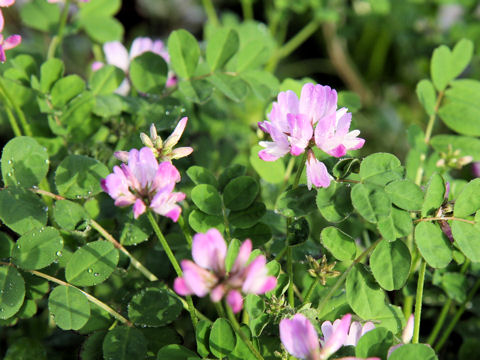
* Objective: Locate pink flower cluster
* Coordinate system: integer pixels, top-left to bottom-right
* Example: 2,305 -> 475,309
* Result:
174,228 -> 277,313
0,0 -> 21,63
92,37 -> 177,95
258,83 -> 365,189
101,147 -> 185,221
280,313 -> 378,360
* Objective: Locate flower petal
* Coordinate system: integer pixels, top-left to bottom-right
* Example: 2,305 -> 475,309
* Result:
306,152 -> 333,190
226,290 -> 244,313
321,313 -> 351,359
3,35 -> 21,50
231,239 -> 252,273
129,37 -> 153,59
104,41 -> 129,72
192,228 -> 227,273
164,117 -> 188,150
299,83 -> 337,124
132,199 -> 146,219
280,314 -> 320,360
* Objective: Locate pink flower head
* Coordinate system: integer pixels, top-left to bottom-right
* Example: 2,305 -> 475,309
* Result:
280,313 -> 353,360
0,0 -> 21,64
174,229 -> 277,313
258,83 -> 364,190
93,37 -> 176,95
0,0 -> 14,31
101,147 -> 185,221
322,319 -> 375,347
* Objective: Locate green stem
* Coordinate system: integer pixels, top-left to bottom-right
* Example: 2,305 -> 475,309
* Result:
221,200 -> 232,243
146,211 -> 198,328
177,215 -> 193,247
0,78 -> 32,136
29,268 -> 132,326
427,260 -> 470,345
287,246 -> 294,307
225,303 -> 264,360
317,238 -> 381,314
241,0 -> 253,20
292,152 -> 307,189
47,0 -> 72,59
89,219 -> 159,282
403,295 -> 413,319
435,278 -> 480,351
3,102 -> 22,137
266,19 -> 321,72
302,277 -> 319,306
201,0 -> 219,27
412,260 -> 427,343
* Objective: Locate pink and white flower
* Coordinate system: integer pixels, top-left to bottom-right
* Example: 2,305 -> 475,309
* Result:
280,313 -> 354,360
92,37 -> 177,95
101,147 -> 185,220
174,228 -> 277,313
258,83 -> 365,189
321,318 -> 375,347
0,0 -> 21,63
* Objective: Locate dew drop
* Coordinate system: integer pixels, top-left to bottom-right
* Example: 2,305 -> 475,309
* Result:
56,251 -> 62,257
87,268 -> 93,273
94,273 -> 99,277
7,160 -> 12,164
32,185 -> 38,189
7,172 -> 11,177
165,110 -> 170,115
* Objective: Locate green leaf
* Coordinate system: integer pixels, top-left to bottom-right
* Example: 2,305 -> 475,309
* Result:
157,345 -> 200,360
370,304 -> 405,334
451,222 -> 480,262
389,343 -> 438,360
385,179 -> 424,211
51,75 -> 85,108
186,166 -> 218,187
441,272 -> 468,303
40,58 -> 64,93
0,265 -> 25,319
370,240 -> 411,291
1,136 -> 49,188
4,338 -> 46,360
93,95 -> 124,117
225,239 -> 241,273
438,79 -> 480,136
431,135 -> 480,162
332,158 -> 361,179
55,155 -> 109,199
415,222 -> 452,268
223,176 -> 259,211
360,153 -> 404,186
191,184 -> 223,216
81,331 -> 107,360
168,29 -> 200,79
276,185 -> 317,217
12,227 -> 63,270
416,79 -> 436,116
377,208 -> 413,241
209,318 -> 236,358
287,217 -> 309,245
48,285 -> 90,330
355,328 -> 394,359
188,209 -> 224,233
196,320 -> 212,357
178,79 -> 214,103
250,145 -> 284,184
232,223 -> 272,247
81,16 -> 124,44
422,173 -> 446,217
245,294 -> 265,319
207,28 -> 239,71
103,327 -> 148,360
236,40 -> 269,72
451,38 -> 474,80
454,178 -> 480,217
219,165 -> 246,191
316,182 -> 353,223
346,264 -> 386,319
128,288 -> 182,327
53,200 -> 89,231
0,233 -> 13,259
20,0 -> 60,32
207,73 -> 249,102
0,187 -> 47,235
90,65 -> 125,95
321,227 -> 356,261
241,70 -> 279,100
129,53 -> 168,94
228,202 -> 266,229
351,184 -> 391,223
431,45 -> 451,91
78,0 -> 121,17
338,91 -> 362,113
119,212 -> 152,246
65,240 -> 119,286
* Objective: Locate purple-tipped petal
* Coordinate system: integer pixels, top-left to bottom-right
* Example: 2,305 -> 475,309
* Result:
173,277 -> 192,296
192,229 -> 227,273
242,256 -> 276,294
0,10 -> 4,33
0,0 -> 15,6
181,260 -> 217,297
306,151 -> 333,190
226,290 -> 244,313
231,239 -> 252,273
132,199 -> 146,219
287,113 -> 313,156
210,284 -> 226,302
321,313 -> 351,359
114,150 -> 129,162
280,314 -> 320,360
299,83 -> 337,124
3,35 -> 21,50
129,37 -> 153,59
91,61 -> 104,71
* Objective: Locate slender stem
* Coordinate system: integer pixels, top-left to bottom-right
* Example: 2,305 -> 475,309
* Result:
412,260 -> 427,343
435,277 -> 480,351
177,215 -> 193,247
146,211 -> 198,328
241,0 -> 253,20
317,238 -> 381,314
3,103 -> 22,137
225,303 -> 264,360
427,260 -> 470,345
221,200 -> 232,243
414,216 -> 475,225
403,295 -> 414,319
201,0 -> 219,27
292,152 -> 307,189
30,188 -> 65,200
47,0 -> 72,59
0,78 -> 32,136
302,278 -> 319,306
89,219 -> 159,282
214,301 -> 226,318
283,157 -> 295,183
287,246 -> 294,307
28,268 -> 132,326
266,19 -> 321,72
